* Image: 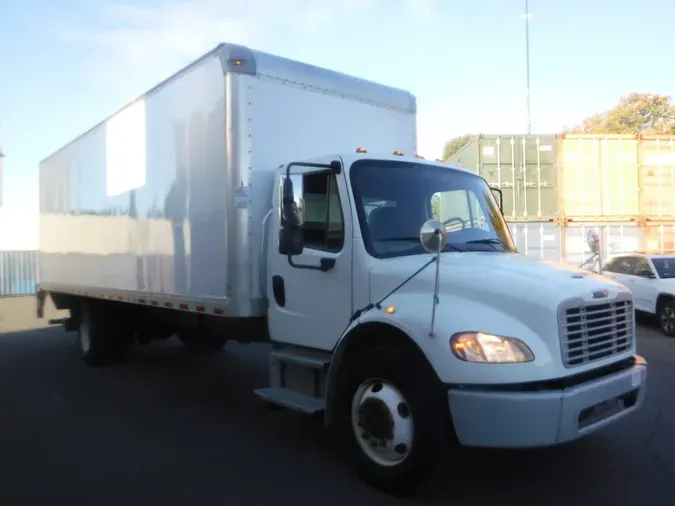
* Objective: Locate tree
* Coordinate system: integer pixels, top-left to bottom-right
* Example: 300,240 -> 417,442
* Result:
567,93 -> 675,135
431,193 -> 440,220
442,134 -> 473,161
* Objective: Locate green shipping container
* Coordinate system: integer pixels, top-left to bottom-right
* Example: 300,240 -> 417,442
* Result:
448,134 -> 560,221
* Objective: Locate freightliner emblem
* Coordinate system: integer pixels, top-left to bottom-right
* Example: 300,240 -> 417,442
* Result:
592,289 -> 609,299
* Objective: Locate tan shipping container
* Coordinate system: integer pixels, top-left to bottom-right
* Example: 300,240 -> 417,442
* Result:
559,134 -> 640,219
641,220 -> 675,253
452,134 -> 675,221
638,136 -> 675,217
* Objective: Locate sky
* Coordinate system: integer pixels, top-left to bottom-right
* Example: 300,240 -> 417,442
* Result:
0,0 -> 674,247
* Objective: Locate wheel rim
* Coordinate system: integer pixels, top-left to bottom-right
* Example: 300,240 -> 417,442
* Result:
351,378 -> 414,467
661,306 -> 675,334
79,311 -> 91,354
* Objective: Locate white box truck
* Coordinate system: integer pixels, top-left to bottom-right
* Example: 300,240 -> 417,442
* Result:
37,43 -> 647,495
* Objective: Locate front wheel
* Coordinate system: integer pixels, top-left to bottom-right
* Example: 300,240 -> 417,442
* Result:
341,346 -> 447,495
659,300 -> 675,337
351,379 -> 415,469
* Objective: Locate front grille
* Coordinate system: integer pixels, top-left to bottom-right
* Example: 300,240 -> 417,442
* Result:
558,298 -> 634,368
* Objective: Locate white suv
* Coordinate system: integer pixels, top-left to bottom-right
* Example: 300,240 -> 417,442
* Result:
602,252 -> 675,336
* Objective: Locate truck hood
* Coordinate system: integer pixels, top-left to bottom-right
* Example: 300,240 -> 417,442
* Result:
369,252 -> 629,311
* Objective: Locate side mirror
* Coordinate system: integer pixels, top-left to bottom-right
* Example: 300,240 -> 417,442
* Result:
279,175 -> 304,256
586,229 -> 600,255
637,270 -> 656,279
279,227 -> 303,255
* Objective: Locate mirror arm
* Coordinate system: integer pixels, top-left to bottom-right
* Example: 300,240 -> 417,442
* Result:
491,187 -> 504,214
429,229 -> 443,337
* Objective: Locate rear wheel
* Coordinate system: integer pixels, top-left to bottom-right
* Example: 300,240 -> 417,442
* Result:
659,299 -> 675,337
78,301 -> 131,366
339,345 -> 448,495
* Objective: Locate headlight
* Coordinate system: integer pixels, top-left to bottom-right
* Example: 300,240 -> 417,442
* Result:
450,332 -> 534,363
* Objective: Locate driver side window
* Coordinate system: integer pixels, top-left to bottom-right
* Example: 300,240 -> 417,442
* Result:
279,171 -> 344,252
431,189 -> 488,232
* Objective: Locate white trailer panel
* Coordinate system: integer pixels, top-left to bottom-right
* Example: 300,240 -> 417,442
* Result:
38,43 -> 417,317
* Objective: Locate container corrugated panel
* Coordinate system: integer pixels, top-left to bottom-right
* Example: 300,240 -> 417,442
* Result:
450,135 -> 559,221
508,221 -> 641,267
0,250 -> 38,297
638,136 -> 675,217
559,134 -> 640,218
641,221 -> 675,253
507,221 -> 562,261
564,222 -> 641,267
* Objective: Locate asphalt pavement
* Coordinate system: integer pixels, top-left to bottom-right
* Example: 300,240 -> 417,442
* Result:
0,297 -> 673,506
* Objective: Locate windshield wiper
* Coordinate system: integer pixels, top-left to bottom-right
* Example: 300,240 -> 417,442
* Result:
464,238 -> 513,251
377,237 -> 462,251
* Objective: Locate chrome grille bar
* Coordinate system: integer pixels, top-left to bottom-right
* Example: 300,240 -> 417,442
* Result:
558,296 -> 634,368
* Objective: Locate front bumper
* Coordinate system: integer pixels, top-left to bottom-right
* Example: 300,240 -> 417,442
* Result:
447,355 -> 648,448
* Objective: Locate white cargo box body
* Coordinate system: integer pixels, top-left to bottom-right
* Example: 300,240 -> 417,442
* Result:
39,43 -> 417,316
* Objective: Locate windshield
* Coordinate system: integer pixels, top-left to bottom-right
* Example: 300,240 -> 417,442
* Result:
350,159 -> 516,258
651,258 -> 675,279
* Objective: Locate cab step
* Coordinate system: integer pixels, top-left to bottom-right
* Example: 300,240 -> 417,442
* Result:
254,387 -> 326,415
270,347 -> 332,369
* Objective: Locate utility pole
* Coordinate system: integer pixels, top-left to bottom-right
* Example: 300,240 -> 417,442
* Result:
524,0 -> 532,134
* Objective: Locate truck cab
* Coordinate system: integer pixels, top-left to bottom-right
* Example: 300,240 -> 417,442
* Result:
258,149 -> 648,493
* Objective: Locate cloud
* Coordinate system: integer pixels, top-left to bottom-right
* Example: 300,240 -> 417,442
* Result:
405,0 -> 439,22
56,0 -> 450,151
61,1 -> 261,79
61,0 -> 439,70
61,0 -> 384,74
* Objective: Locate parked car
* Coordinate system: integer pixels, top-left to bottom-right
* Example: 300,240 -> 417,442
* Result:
602,252 -> 675,336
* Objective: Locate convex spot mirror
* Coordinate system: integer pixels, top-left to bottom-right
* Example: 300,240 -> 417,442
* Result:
420,219 -> 448,253
586,229 -> 600,255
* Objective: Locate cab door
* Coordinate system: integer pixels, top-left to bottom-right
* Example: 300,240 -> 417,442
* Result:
266,157 -> 353,351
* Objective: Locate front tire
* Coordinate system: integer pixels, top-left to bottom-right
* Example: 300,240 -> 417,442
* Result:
659,300 -> 675,337
340,346 -> 447,495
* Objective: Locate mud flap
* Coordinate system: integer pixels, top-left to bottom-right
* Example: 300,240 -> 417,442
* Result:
36,287 -> 46,319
